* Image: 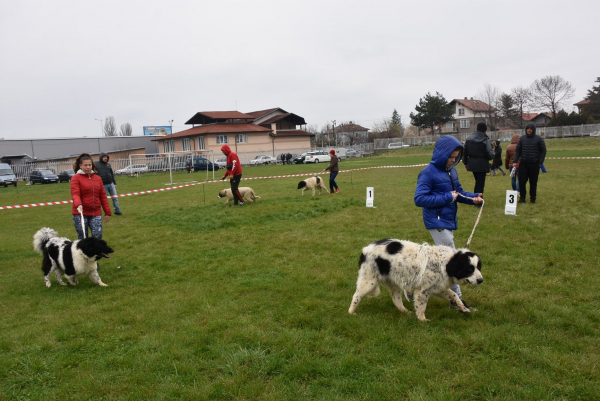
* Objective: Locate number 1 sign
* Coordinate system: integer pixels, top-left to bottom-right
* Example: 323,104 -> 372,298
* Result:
366,187 -> 374,207
505,190 -> 518,215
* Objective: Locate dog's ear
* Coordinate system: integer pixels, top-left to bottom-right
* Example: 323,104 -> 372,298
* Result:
446,250 -> 474,280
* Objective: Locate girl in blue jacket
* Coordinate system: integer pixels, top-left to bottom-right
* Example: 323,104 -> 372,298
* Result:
414,135 -> 483,311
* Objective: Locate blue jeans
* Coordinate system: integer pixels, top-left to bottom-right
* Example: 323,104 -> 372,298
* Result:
329,172 -> 339,192
104,183 -> 121,214
73,215 -> 103,239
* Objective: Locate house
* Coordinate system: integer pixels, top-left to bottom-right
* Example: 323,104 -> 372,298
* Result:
331,122 -> 369,145
152,108 -> 314,162
574,99 -> 591,114
524,112 -> 552,127
443,98 -> 498,134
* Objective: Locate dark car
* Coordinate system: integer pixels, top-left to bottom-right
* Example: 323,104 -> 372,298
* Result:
188,157 -> 220,172
58,170 -> 76,183
30,170 -> 59,184
293,152 -> 309,164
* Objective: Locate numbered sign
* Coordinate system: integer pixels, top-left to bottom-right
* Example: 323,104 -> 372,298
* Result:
366,187 -> 374,207
505,190 -> 518,215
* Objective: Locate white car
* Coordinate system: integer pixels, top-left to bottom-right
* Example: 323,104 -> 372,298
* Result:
214,158 -> 228,168
248,155 -> 277,165
115,164 -> 149,175
303,151 -> 331,164
388,142 -> 410,149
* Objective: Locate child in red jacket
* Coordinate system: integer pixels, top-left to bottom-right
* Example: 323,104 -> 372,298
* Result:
70,153 -> 111,239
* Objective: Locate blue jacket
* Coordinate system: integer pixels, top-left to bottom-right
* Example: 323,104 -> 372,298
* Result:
415,136 -> 479,230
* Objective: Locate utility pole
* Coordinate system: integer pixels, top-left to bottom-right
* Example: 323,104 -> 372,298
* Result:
94,118 -> 103,136
332,120 -> 336,148
169,120 -> 173,135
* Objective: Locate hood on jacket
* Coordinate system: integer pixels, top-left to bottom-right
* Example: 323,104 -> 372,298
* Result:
99,152 -> 109,162
431,136 -> 463,171
525,122 -> 536,136
511,134 -> 520,144
220,144 -> 232,155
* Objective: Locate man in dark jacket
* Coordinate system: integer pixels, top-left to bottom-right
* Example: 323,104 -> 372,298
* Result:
415,135 -> 483,311
513,122 -> 546,204
462,122 -> 495,196
96,152 -> 122,215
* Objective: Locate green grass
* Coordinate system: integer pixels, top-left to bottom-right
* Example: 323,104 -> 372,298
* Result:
1,137 -> 600,400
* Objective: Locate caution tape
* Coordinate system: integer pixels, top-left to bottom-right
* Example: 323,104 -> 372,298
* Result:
0,164 -> 426,210
545,156 -> 600,159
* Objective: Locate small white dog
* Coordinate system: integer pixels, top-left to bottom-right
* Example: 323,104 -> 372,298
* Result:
297,176 -> 330,196
217,187 -> 261,204
348,239 -> 483,321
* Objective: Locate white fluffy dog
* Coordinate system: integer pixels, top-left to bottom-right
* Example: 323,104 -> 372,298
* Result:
217,187 -> 261,204
348,239 -> 483,321
297,176 -> 330,196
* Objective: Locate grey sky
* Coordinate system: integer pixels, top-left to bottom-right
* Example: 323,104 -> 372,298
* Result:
1,0 -> 598,139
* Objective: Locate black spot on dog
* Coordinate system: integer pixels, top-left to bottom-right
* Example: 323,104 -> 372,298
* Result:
374,238 -> 392,246
359,252 -> 366,268
445,251 -> 478,280
297,181 -> 307,189
316,177 -> 321,185
62,243 -> 76,276
47,243 -> 60,264
41,251 -> 52,275
386,241 -> 403,255
375,257 -> 391,275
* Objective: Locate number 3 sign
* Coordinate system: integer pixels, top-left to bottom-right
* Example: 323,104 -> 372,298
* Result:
505,190 -> 518,215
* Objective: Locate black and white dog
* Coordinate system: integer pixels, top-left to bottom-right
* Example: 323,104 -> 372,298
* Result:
297,176 -> 330,196
33,228 -> 114,288
348,239 -> 483,321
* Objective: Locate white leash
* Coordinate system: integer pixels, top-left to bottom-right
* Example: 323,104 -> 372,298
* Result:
455,193 -> 484,248
79,210 -> 86,239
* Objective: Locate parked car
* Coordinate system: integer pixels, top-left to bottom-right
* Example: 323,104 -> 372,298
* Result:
148,160 -> 168,172
115,164 -> 149,175
188,157 -> 220,172
58,170 -> 76,183
303,151 -> 331,164
294,152 -> 309,164
214,158 -> 228,168
248,155 -> 278,165
0,163 -> 18,187
29,169 -> 59,184
388,142 -> 410,149
346,148 -> 359,158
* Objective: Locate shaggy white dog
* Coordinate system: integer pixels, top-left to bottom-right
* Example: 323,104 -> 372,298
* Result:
33,228 -> 114,288
217,187 -> 261,204
348,239 -> 483,321
297,176 -> 330,196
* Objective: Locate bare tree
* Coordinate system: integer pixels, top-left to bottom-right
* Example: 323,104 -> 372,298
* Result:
371,118 -> 392,138
530,75 -> 575,118
475,83 -> 501,131
511,86 -> 532,128
120,123 -> 132,136
103,116 -> 117,137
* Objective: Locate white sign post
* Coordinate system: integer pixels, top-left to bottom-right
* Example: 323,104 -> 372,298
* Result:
505,190 -> 518,215
366,187 -> 374,207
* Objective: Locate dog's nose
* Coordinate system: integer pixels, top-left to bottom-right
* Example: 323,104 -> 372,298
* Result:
477,278 -> 483,284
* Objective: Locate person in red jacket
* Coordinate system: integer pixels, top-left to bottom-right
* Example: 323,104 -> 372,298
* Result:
70,153 -> 111,239
219,144 -> 244,206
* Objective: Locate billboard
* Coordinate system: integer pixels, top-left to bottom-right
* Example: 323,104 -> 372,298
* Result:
143,126 -> 172,136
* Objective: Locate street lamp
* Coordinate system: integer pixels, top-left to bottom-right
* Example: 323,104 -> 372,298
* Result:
169,120 -> 173,135
94,118 -> 103,136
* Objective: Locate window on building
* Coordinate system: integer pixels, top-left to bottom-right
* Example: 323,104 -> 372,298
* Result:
182,138 -> 191,151
217,135 -> 228,144
170,140 -> 175,152
459,108 -> 465,116
198,136 -> 205,150
236,134 -> 247,143
460,119 -> 470,129
162,141 -> 169,153
446,122 -> 456,129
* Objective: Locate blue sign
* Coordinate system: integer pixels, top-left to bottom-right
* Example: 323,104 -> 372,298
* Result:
143,126 -> 172,136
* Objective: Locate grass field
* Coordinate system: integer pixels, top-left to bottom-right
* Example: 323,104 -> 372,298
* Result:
1,137 -> 599,400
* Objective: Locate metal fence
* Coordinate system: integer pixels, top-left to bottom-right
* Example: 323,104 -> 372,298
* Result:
374,123 -> 600,149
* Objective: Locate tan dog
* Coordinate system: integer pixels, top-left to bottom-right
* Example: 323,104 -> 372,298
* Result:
297,176 -> 330,196
217,187 -> 261,204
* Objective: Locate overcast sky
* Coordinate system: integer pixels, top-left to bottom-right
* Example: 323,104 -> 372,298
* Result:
1,0 -> 598,139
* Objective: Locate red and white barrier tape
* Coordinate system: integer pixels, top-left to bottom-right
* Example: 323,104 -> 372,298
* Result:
545,156 -> 600,159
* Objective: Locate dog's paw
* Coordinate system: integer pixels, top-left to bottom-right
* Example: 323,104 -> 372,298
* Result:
98,282 -> 108,287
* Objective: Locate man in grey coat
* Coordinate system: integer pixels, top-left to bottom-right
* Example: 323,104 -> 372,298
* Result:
462,122 -> 495,196
513,122 -> 546,204
96,153 -> 122,215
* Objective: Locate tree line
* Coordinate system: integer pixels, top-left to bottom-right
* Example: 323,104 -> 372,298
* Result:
103,116 -> 133,136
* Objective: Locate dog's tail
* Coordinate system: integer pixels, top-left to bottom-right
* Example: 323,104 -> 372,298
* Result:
33,227 -> 57,255
297,181 -> 307,189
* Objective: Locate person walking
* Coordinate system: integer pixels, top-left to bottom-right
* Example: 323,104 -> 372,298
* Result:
220,144 -> 244,206
415,136 -> 483,311
71,153 -> 111,239
96,152 -> 122,215
286,153 -> 292,165
462,122 -> 495,197
491,140 -> 507,176
513,123 -> 546,204
322,149 -> 339,193
505,134 -> 520,193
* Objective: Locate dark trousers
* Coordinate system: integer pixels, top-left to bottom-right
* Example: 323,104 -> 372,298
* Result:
230,174 -> 243,204
472,172 -> 487,194
518,162 -> 540,201
329,172 -> 338,192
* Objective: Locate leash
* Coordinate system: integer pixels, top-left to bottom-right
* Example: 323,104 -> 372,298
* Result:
79,210 -> 86,238
454,193 -> 484,248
